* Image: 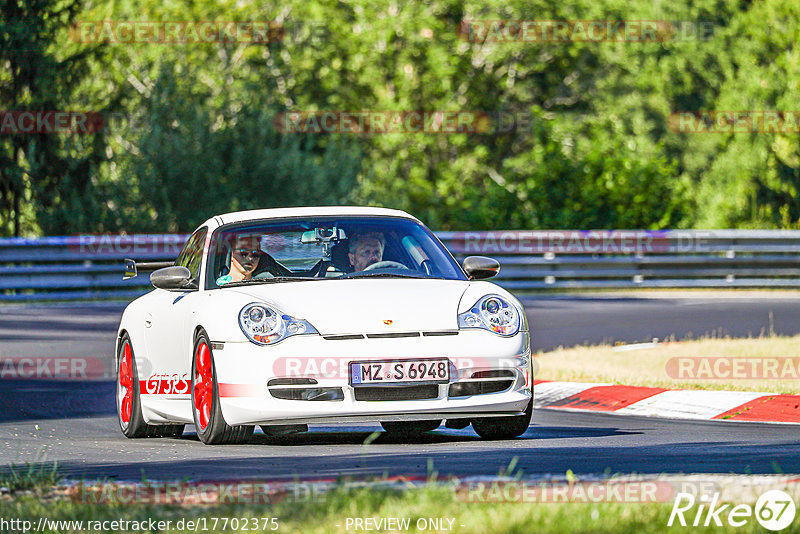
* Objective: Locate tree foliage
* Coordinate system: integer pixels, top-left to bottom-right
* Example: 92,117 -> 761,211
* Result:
0,0 -> 797,234
0,0 -> 106,236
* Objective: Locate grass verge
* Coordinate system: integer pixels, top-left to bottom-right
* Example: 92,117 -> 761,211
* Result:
0,461 -> 62,493
0,483 -> 786,533
535,334 -> 800,393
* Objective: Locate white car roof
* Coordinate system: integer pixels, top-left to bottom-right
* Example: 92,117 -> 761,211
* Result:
211,206 -> 420,226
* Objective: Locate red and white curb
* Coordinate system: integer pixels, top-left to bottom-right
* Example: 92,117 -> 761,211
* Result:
533,380 -> 800,423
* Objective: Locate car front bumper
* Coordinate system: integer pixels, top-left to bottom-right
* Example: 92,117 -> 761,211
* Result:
210,330 -> 532,426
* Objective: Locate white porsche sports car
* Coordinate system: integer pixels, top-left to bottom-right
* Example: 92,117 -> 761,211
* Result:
116,207 -> 532,444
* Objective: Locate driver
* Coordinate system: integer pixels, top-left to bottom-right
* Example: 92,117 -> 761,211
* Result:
348,232 -> 385,272
217,235 -> 262,285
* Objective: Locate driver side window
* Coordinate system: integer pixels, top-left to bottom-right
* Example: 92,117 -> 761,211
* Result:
175,228 -> 208,286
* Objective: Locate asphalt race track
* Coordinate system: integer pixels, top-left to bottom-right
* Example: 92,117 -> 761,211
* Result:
2,409 -> 799,481
1,295 -> 799,481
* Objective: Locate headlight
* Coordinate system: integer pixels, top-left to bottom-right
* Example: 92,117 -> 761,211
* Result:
239,303 -> 318,345
457,295 -> 521,336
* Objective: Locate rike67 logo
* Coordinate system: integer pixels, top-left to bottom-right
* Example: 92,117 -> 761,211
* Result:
669,490 -> 796,531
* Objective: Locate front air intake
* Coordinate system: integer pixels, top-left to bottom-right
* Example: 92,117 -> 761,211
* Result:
354,384 -> 439,401
269,387 -> 343,401
448,380 -> 513,397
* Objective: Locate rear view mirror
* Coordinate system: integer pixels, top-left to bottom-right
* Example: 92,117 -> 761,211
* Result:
301,228 -> 347,243
462,256 -> 500,280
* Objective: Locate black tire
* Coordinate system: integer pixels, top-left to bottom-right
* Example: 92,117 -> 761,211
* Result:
117,334 -> 185,438
380,420 -> 442,435
191,329 -> 254,445
472,400 -> 532,440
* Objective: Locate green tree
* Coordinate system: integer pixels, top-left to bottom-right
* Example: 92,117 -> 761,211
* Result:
689,0 -> 800,227
0,0 -> 107,236
124,65 -> 362,232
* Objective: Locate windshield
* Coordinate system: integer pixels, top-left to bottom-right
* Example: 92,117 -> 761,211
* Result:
206,216 -> 465,288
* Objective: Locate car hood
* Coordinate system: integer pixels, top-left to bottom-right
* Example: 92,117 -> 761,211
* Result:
225,278 -> 470,335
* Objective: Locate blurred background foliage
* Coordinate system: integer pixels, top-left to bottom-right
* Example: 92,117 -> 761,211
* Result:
0,0 -> 797,234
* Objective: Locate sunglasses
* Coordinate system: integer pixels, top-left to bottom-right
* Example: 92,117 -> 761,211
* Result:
235,248 -> 262,258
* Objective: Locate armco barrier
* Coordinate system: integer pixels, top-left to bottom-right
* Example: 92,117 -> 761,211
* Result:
0,235 -> 188,301
439,229 -> 800,290
2,230 -> 800,301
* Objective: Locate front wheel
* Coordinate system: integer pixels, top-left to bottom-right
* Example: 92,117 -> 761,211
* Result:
472,401 -> 532,440
191,330 -> 254,445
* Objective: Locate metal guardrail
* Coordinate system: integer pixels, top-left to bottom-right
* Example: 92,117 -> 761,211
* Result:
2,230 -> 800,301
439,230 -> 800,290
0,235 -> 188,301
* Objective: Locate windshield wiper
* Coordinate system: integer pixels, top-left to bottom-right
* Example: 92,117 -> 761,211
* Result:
223,277 -> 313,287
339,272 -> 433,280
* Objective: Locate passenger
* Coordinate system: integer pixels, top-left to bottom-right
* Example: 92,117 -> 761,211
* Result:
348,232 -> 385,272
217,235 -> 262,285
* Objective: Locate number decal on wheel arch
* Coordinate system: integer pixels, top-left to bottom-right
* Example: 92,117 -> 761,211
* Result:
141,373 -> 190,394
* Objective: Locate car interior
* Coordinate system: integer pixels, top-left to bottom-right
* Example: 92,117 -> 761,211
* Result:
210,222 -> 447,287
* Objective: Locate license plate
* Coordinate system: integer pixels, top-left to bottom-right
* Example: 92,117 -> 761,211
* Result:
350,358 -> 450,385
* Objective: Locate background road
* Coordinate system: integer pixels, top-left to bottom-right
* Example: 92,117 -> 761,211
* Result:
1,294 -> 798,481
2,294 -> 799,367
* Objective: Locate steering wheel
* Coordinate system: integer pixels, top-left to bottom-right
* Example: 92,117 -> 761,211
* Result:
363,260 -> 408,271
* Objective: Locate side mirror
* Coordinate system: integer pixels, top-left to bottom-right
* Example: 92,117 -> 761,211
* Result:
151,266 -> 195,290
462,256 -> 500,280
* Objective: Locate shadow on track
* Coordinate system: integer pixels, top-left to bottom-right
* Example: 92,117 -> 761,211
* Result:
30,436 -> 800,482
0,380 -> 116,423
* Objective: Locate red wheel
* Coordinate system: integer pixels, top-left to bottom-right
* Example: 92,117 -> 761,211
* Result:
193,340 -> 213,432
191,329 -> 254,445
118,340 -> 134,428
117,333 -> 185,439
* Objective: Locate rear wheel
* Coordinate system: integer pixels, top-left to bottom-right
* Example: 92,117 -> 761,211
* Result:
117,334 -> 184,438
191,330 -> 254,445
380,420 -> 442,435
472,400 -> 532,440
